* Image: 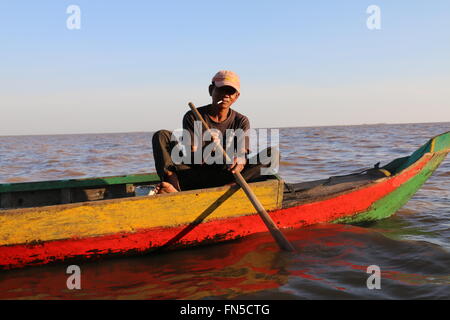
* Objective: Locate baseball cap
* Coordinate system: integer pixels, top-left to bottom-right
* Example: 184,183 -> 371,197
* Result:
211,70 -> 240,93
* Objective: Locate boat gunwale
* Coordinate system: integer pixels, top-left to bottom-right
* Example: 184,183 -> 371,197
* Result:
0,178 -> 283,215
0,173 -> 161,194
282,150 -> 444,208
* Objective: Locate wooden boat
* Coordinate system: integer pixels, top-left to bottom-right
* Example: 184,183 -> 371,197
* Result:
1,132 -> 449,270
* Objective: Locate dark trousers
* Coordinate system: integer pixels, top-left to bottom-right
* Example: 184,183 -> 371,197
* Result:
152,130 -> 277,191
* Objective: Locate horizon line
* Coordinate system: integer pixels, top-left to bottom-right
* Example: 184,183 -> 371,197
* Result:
1,120 -> 449,138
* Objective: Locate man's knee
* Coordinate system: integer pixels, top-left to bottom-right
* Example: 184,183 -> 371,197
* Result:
152,130 -> 173,147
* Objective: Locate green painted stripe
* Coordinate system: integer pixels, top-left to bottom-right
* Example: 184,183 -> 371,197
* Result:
332,152 -> 447,224
383,132 -> 449,175
0,173 -> 160,193
434,131 -> 450,153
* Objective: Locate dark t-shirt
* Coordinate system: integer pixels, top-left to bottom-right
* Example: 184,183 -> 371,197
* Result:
182,104 -> 250,155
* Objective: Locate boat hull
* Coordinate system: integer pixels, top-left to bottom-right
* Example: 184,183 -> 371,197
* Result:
0,150 -> 447,270
1,131 -> 449,270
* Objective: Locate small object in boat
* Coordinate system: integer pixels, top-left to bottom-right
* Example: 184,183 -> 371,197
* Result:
148,185 -> 157,196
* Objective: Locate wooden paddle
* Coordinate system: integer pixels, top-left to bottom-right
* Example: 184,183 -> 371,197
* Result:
188,102 -> 295,252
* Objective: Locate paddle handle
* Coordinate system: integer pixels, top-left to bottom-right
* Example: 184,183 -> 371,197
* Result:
188,102 -> 295,252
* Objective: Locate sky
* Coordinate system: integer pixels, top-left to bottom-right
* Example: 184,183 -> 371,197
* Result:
1,0 -> 449,135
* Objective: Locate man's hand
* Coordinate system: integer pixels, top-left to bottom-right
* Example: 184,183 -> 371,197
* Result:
210,130 -> 221,145
228,156 -> 246,174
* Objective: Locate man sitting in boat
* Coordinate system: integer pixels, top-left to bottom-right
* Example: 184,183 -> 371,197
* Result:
151,70 -> 276,194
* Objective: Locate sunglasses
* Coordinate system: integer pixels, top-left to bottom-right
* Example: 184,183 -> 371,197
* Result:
215,85 -> 237,95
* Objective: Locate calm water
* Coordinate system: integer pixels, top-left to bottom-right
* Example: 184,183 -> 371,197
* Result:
0,122 -> 449,299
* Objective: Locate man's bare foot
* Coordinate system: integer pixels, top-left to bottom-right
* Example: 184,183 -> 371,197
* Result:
155,181 -> 179,194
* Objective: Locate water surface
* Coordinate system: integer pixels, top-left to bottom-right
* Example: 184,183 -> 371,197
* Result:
0,122 -> 449,299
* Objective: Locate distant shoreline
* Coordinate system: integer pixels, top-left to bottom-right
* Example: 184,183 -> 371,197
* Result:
1,121 -> 449,138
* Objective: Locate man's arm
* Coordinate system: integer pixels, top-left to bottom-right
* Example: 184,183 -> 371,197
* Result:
182,111 -> 199,152
228,116 -> 250,174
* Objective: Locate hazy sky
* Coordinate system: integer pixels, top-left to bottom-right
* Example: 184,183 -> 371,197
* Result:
1,1 -> 449,135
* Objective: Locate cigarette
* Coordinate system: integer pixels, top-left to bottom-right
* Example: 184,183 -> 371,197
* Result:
217,100 -> 223,104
